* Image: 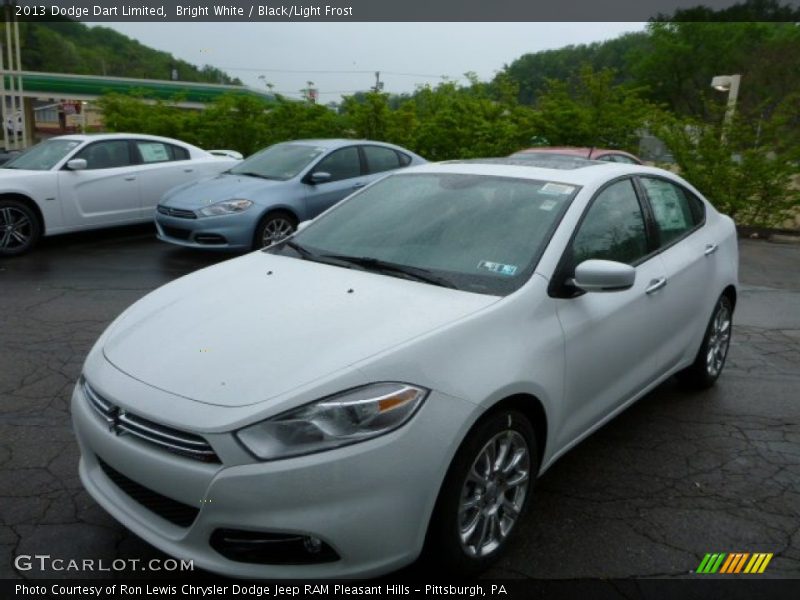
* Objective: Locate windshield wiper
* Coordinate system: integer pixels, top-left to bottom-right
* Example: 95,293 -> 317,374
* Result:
281,239 -> 314,259
318,254 -> 456,289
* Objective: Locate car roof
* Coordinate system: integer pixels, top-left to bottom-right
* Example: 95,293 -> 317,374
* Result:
281,138 -> 410,150
52,133 -> 199,148
402,159 -> 677,189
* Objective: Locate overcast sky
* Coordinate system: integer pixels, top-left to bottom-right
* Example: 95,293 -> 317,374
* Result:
103,23 -> 645,101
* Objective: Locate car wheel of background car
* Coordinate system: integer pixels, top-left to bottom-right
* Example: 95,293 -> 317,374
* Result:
0,199 -> 40,257
677,294 -> 733,390
254,211 -> 297,249
424,409 -> 537,575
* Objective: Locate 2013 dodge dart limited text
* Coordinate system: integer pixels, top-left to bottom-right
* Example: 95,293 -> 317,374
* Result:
71,159 -> 738,577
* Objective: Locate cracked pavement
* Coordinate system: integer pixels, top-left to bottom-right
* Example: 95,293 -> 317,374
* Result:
1,227 -> 798,580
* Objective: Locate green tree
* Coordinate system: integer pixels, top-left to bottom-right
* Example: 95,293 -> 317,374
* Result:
655,99 -> 800,227
531,66 -> 660,152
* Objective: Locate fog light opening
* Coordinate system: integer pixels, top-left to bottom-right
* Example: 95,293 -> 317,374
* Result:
303,536 -> 323,554
210,529 -> 339,564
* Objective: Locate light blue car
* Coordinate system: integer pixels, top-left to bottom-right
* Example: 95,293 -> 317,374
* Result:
155,139 -> 426,251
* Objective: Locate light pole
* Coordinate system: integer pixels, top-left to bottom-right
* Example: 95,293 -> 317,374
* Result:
710,74 -> 741,128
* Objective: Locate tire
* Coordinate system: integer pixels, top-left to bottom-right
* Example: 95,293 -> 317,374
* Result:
253,211 -> 297,249
677,294 -> 733,390
424,409 -> 537,575
0,199 -> 40,257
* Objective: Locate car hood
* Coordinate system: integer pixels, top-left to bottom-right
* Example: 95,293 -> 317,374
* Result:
102,252 -> 497,408
161,172 -> 288,209
0,168 -> 47,178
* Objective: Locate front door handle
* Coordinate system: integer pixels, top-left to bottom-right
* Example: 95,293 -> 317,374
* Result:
704,243 -> 718,256
352,182 -> 366,189
645,276 -> 667,295
124,176 -> 136,181
183,168 -> 194,173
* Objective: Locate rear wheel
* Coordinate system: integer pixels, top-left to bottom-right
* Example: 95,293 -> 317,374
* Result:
254,211 -> 296,249
0,199 -> 40,257
425,409 -> 537,575
677,294 -> 733,389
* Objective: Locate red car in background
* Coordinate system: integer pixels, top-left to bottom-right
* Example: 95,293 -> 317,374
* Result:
511,146 -> 643,164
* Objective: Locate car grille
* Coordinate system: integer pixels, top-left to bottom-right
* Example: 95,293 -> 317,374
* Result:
161,225 -> 192,240
83,380 -> 220,463
97,457 -> 200,527
157,206 -> 197,219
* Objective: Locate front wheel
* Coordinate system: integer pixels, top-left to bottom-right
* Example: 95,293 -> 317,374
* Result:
425,409 -> 537,575
0,199 -> 40,257
677,294 -> 733,389
253,211 -> 297,249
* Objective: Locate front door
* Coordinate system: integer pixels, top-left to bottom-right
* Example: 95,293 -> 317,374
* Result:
58,140 -> 140,228
304,146 -> 365,218
553,178 -> 670,448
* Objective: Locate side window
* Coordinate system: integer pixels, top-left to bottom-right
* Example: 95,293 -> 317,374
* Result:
314,147 -> 361,182
362,145 -> 401,174
640,177 -> 703,247
170,145 -> 190,161
572,179 -> 649,266
610,154 -> 639,164
397,152 -> 412,167
135,141 -> 173,164
596,154 -> 616,163
74,141 -> 132,170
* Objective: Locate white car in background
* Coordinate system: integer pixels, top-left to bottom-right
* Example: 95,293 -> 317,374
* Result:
0,133 -> 239,256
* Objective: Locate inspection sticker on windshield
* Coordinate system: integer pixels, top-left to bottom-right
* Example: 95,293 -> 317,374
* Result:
478,261 -> 518,276
541,182 -> 575,195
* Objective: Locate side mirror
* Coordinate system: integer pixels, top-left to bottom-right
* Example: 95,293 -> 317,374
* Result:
572,259 -> 635,292
296,220 -> 312,232
66,158 -> 87,171
308,171 -> 331,184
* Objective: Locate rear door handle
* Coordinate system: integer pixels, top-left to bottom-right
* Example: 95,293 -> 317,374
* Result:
183,168 -> 194,173
645,276 -> 667,295
352,182 -> 366,189
704,243 -> 718,256
124,176 -> 136,181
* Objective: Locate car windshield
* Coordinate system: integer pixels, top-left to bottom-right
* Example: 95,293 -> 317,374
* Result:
228,143 -> 326,181
3,139 -> 82,170
277,172 -> 578,296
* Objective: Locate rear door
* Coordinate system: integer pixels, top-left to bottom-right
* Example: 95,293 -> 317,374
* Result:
132,140 -> 197,217
57,139 -> 140,228
636,176 -> 713,372
552,177 -> 672,448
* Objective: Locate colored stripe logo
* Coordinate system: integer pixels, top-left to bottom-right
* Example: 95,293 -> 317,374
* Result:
696,552 -> 773,574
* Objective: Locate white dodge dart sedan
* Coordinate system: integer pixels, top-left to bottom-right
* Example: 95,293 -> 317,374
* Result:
0,133 -> 238,256
72,158 -> 738,577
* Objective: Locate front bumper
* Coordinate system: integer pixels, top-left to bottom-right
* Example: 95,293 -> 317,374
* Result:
155,211 -> 255,251
71,369 -> 476,578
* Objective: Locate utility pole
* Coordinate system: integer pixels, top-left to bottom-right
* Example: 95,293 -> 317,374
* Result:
372,71 -> 383,93
1,1 -> 25,150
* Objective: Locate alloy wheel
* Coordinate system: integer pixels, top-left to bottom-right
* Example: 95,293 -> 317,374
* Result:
261,217 -> 295,247
458,430 -> 530,558
706,302 -> 732,377
0,206 -> 33,250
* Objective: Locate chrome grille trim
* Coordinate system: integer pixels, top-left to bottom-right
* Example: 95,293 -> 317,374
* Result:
82,379 -> 220,463
157,205 -> 197,219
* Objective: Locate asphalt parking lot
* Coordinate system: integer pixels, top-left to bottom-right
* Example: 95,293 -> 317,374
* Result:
1,226 -> 798,580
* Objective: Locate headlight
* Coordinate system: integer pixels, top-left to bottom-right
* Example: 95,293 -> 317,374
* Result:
199,198 -> 253,216
236,383 -> 428,460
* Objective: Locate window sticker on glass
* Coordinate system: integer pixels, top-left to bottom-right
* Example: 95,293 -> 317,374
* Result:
647,180 -> 689,230
539,199 -> 559,211
139,143 -> 169,163
478,260 -> 518,276
540,182 -> 575,195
